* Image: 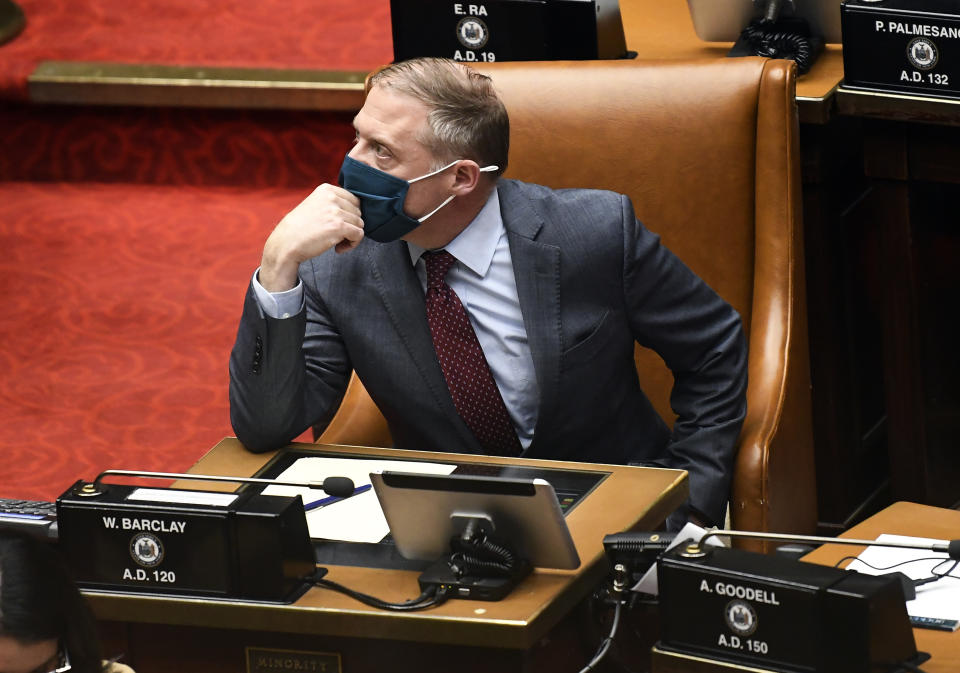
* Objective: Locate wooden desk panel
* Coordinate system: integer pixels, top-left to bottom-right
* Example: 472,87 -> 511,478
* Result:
89,439 -> 688,672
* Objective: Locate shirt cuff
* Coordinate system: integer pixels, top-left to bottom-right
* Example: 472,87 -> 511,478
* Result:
252,268 -> 304,319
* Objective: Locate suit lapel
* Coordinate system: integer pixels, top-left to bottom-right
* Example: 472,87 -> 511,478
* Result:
499,181 -> 562,454
364,240 -> 482,452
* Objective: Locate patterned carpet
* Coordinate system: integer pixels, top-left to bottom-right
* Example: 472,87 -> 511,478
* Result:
0,103 -> 356,500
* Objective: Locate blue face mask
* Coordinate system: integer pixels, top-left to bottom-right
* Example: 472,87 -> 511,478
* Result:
337,154 -> 498,243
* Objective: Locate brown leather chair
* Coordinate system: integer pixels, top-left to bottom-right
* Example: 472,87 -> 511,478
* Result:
318,58 -> 817,550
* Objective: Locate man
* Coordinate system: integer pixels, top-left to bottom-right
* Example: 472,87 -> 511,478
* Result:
229,57 -> 747,529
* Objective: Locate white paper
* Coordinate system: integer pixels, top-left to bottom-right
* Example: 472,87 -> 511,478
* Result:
846,534 -> 960,621
631,523 -> 727,595
262,457 -> 457,543
127,488 -> 238,507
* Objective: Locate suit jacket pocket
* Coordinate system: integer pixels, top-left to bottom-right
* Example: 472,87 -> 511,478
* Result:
561,309 -> 615,367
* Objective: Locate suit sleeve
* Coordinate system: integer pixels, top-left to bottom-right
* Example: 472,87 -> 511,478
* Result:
228,269 -> 352,452
620,195 -> 748,526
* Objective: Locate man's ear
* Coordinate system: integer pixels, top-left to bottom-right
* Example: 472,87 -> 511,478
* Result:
449,160 -> 483,196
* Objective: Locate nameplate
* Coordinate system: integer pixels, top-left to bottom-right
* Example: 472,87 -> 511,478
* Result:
246,647 -> 341,673
390,0 -> 628,63
57,480 -> 315,603
842,0 -> 960,99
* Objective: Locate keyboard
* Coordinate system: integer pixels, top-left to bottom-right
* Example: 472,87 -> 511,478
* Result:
0,498 -> 58,539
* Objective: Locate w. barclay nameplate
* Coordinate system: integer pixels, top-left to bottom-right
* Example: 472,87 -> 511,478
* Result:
842,0 -> 960,98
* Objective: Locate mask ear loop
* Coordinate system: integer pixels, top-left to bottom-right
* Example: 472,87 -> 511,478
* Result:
411,163 -> 500,223
417,194 -> 456,222
408,161 -> 500,184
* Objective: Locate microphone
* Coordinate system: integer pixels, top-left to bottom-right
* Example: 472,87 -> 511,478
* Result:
77,469 -> 356,500
683,528 -> 960,560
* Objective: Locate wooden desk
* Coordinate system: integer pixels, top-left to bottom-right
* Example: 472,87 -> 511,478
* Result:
619,0 -> 844,123
803,502 -> 960,673
89,438 -> 688,673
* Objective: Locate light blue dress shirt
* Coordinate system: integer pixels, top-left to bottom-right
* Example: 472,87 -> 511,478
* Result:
252,187 -> 539,448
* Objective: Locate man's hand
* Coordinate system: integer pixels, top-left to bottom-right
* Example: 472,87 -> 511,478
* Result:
259,184 -> 364,292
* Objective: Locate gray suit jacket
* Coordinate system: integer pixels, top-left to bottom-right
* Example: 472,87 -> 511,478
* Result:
229,179 -> 747,525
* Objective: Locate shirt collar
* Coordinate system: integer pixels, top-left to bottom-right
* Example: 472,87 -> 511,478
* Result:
406,187 -> 503,277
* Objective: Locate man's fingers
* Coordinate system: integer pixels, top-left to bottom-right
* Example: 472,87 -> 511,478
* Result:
334,222 -> 365,254
308,184 -> 362,229
335,188 -> 361,209
311,183 -> 360,209
334,238 -> 360,254
340,206 -> 364,231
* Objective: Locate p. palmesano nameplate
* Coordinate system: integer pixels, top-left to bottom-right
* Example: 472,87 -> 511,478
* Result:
842,0 -> 960,99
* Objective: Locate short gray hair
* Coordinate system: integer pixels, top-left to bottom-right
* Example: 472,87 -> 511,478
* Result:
368,58 -> 509,176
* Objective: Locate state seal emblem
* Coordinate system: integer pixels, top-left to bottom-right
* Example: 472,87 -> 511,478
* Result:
907,37 -> 939,70
724,599 -> 758,636
130,532 -> 164,567
457,17 -> 489,50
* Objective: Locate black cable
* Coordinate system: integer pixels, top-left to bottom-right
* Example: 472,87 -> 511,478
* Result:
449,551 -> 512,578
578,598 -> 623,673
833,555 -> 949,572
835,555 -> 960,590
892,659 -> 928,673
741,20 -> 815,74
314,576 -> 451,611
914,559 -> 960,588
932,558 -> 960,578
448,528 -> 520,578
762,0 -> 784,23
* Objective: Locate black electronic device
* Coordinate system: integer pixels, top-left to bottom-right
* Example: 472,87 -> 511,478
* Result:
389,0 -> 629,64
842,0 -> 960,99
0,497 -> 58,539
602,530 -> 676,592
415,516 -> 533,601
372,470 -> 580,601
55,470 -> 350,603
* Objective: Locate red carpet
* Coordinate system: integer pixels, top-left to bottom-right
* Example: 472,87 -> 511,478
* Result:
0,0 -> 393,99
0,104 -> 356,501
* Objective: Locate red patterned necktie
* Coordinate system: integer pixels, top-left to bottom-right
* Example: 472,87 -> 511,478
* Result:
423,250 -> 522,456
